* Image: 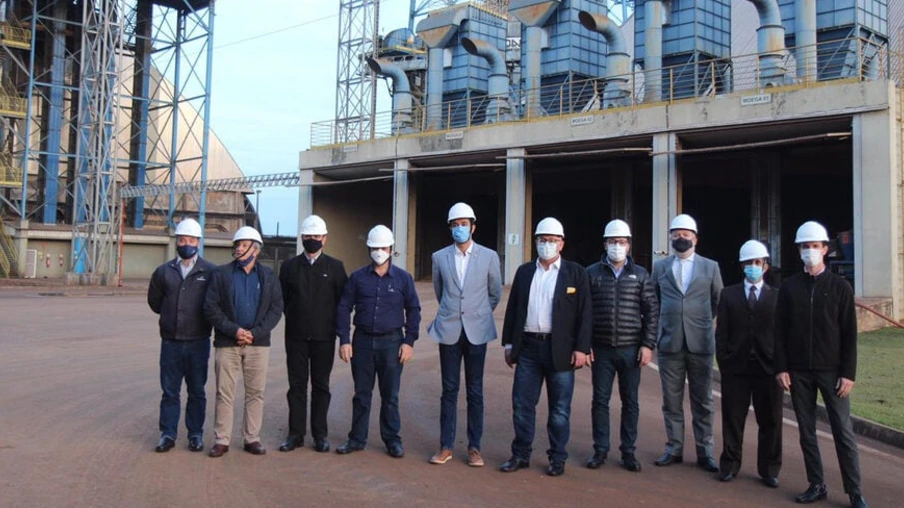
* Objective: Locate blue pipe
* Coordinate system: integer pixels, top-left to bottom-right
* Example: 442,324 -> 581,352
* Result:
42,5 -> 66,224
198,3 -> 215,255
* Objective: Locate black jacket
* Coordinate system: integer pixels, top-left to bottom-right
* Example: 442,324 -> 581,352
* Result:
279,252 -> 348,341
715,283 -> 779,374
774,270 -> 858,381
147,257 -> 217,341
586,256 -> 659,349
204,262 -> 284,348
502,259 -> 592,372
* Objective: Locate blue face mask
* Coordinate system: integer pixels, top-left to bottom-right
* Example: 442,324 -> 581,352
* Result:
743,265 -> 764,282
451,225 -> 471,244
176,245 -> 198,260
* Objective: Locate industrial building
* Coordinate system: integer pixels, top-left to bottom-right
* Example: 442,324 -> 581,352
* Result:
0,0 -> 255,281
300,0 -> 904,323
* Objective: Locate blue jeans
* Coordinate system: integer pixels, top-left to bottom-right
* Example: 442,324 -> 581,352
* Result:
591,345 -> 641,455
439,331 -> 487,450
348,332 -> 403,447
511,337 -> 575,463
159,338 -> 210,439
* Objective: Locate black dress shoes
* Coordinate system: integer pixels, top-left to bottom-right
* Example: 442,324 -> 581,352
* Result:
208,444 -> 229,458
795,483 -> 828,504
654,452 -> 683,466
762,476 -> 780,489
547,462 -> 565,477
155,436 -> 175,453
585,451 -> 607,469
336,441 -> 365,455
188,436 -> 204,452
718,471 -> 736,482
279,435 -> 303,452
698,456 -> 720,473
499,457 -> 530,473
313,438 -> 330,453
243,441 -> 266,455
849,493 -> 869,508
387,442 -> 405,458
619,454 -> 642,472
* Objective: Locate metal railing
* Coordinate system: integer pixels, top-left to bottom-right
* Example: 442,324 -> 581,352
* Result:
0,221 -> 17,277
0,20 -> 32,50
0,151 -> 22,187
312,37 -> 894,148
0,74 -> 26,117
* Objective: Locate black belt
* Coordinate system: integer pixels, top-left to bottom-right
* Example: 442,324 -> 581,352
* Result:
524,332 -> 552,340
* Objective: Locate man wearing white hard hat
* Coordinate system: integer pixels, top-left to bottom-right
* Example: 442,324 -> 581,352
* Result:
774,221 -> 867,508
427,203 -> 502,467
147,218 -> 217,453
335,225 -> 421,459
204,226 -> 283,458
715,240 -> 782,488
500,217 -> 592,477
584,219 -> 659,473
651,214 -> 723,473
278,215 -> 348,453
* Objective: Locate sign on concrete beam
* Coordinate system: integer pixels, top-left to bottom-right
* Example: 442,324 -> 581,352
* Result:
741,94 -> 772,106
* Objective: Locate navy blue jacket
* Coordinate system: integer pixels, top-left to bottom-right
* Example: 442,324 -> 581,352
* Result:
204,260 -> 284,348
147,257 -> 217,341
336,262 -> 421,346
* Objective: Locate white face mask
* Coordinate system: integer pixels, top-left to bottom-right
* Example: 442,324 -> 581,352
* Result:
370,249 -> 390,266
800,248 -> 824,268
537,241 -> 559,261
607,244 -> 627,263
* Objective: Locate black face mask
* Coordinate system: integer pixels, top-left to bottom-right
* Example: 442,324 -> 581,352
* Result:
672,237 -> 693,253
302,239 -> 323,254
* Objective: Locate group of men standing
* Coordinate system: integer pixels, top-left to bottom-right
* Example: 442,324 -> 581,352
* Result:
146,204 -> 867,508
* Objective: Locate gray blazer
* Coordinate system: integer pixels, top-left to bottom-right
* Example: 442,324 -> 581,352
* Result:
427,242 -> 503,345
651,254 -> 724,354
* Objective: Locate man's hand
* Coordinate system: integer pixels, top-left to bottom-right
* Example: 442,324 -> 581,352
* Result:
236,328 -> 253,346
836,377 -> 855,398
339,344 -> 353,363
398,344 -> 414,364
588,349 -> 595,365
638,346 -> 653,367
571,351 -> 587,369
776,372 -> 791,391
504,348 -> 515,369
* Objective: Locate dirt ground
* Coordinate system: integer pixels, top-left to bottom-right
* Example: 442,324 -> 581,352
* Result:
1,282 -> 903,508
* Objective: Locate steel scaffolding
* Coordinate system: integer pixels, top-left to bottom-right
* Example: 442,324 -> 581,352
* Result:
335,0 -> 379,144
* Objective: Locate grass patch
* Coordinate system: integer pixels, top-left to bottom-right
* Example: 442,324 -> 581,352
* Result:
850,327 -> 904,430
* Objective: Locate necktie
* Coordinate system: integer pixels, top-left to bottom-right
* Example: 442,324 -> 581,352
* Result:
676,260 -> 684,292
748,285 -> 757,309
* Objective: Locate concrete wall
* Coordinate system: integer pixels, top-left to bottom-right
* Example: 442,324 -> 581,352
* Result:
312,181 -> 394,271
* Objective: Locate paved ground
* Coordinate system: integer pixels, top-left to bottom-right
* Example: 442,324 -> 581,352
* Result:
1,283 -> 903,508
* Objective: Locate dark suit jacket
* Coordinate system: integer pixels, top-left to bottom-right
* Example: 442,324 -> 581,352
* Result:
715,282 -> 778,374
204,262 -> 284,348
279,253 -> 348,341
501,258 -> 592,372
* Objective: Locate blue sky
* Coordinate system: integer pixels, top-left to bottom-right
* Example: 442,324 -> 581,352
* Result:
209,0 -> 412,236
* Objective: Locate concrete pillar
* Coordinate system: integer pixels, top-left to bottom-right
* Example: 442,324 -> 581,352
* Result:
750,154 -> 782,267
297,169 -> 314,255
13,219 -> 29,277
504,148 -> 528,283
392,160 -> 411,273
651,133 -> 679,262
610,169 -> 633,223
852,104 -> 901,317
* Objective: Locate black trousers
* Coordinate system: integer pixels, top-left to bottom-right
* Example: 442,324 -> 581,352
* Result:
719,362 -> 783,478
285,338 -> 336,440
790,370 -> 862,494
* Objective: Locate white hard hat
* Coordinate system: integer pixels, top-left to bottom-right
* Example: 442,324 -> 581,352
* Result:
739,240 -> 769,262
366,225 -> 394,248
447,202 -> 476,223
233,226 -> 263,245
670,214 -> 698,233
534,217 -> 565,237
603,219 -> 631,238
174,218 -> 202,238
300,215 -> 328,235
795,221 -> 829,243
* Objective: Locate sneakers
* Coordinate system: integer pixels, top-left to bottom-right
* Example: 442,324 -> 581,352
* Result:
430,448 -> 453,464
468,448 -> 485,467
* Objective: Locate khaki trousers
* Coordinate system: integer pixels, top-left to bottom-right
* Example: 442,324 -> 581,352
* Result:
214,346 -> 269,445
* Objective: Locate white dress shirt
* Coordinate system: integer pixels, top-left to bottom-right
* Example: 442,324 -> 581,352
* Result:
179,256 -> 197,279
524,257 -> 561,334
743,279 -> 764,301
454,242 -> 473,287
672,253 -> 696,293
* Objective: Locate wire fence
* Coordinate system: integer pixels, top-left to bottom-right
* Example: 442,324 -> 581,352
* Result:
312,37 -> 896,148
